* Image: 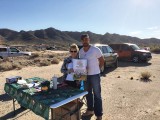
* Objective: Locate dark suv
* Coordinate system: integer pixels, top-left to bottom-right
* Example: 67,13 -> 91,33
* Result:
109,43 -> 152,63
78,44 -> 118,70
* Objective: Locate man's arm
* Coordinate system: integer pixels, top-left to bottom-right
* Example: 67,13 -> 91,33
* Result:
98,56 -> 105,69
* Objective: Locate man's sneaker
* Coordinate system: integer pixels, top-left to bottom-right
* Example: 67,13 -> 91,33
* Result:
82,110 -> 94,116
96,116 -> 102,120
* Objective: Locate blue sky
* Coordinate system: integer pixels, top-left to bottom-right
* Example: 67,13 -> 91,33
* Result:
0,0 -> 160,39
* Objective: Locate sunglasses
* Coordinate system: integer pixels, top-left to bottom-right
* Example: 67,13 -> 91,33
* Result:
70,51 -> 77,53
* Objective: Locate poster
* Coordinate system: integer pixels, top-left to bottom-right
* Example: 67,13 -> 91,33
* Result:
72,59 -> 87,80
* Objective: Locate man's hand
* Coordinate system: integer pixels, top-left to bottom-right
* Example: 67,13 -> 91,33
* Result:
68,68 -> 74,73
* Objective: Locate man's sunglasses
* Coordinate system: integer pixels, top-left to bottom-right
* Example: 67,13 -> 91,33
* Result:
70,51 -> 77,53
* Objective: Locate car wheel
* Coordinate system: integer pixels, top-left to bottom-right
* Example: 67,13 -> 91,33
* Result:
114,59 -> 118,68
132,56 -> 139,63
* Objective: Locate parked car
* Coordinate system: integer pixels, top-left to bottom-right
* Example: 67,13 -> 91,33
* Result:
109,43 -> 152,63
78,44 -> 118,72
0,46 -> 31,59
46,46 -> 56,50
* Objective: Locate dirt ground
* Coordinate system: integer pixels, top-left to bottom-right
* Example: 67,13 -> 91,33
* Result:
0,54 -> 160,120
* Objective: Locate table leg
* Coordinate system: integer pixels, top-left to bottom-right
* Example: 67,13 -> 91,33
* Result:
51,109 -> 54,120
13,98 -> 16,115
76,99 -> 80,120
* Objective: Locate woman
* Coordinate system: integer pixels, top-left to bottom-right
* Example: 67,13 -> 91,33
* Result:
61,43 -> 79,88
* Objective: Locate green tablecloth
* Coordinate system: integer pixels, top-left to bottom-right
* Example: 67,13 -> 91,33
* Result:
4,77 -> 85,120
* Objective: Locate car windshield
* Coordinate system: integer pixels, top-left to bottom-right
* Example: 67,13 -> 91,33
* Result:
130,45 -> 140,50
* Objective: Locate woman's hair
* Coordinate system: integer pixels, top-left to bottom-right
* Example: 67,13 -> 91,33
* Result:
69,43 -> 79,52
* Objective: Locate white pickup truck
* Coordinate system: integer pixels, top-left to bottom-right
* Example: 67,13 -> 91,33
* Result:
0,46 -> 31,59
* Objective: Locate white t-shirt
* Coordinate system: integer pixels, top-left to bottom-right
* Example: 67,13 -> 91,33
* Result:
79,46 -> 103,75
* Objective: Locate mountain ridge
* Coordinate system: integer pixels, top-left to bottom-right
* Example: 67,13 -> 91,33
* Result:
0,27 -> 160,45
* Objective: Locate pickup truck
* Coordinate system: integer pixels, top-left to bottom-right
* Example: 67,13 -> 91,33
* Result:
0,46 -> 31,59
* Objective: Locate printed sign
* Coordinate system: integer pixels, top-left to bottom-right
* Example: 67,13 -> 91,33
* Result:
73,59 -> 87,80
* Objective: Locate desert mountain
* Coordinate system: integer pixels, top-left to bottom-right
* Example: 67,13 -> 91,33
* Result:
0,27 -> 160,45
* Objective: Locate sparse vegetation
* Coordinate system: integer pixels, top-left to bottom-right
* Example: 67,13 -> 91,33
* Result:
12,62 -> 22,70
0,61 -> 13,71
0,51 -> 68,72
151,47 -> 160,53
51,58 -> 60,64
29,52 -> 40,59
140,71 -> 152,81
39,59 -> 51,66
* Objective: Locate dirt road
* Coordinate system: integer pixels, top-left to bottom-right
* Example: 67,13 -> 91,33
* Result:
0,54 -> 160,120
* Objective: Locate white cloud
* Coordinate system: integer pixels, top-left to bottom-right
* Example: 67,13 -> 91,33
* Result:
129,31 -> 142,36
128,29 -> 160,39
147,26 -> 159,30
153,30 -> 160,33
130,0 -> 159,8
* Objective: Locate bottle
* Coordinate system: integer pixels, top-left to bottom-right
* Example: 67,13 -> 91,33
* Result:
80,80 -> 84,90
52,75 -> 57,89
50,79 -> 53,89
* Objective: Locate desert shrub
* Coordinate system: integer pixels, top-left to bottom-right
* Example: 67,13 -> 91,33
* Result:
0,62 -> 13,71
39,59 -> 51,66
56,53 -> 69,61
48,54 -> 55,58
141,71 -> 151,80
151,47 -> 160,53
12,62 -> 22,70
51,58 -> 60,64
0,51 -> 67,71
18,60 -> 31,66
29,52 -> 40,59
33,58 -> 41,63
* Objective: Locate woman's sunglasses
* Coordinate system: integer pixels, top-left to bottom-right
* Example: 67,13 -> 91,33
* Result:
70,51 -> 77,53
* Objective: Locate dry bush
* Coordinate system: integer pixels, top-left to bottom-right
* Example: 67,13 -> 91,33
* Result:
29,52 -> 40,59
0,51 -> 67,72
39,59 -> 51,66
51,58 -> 60,64
151,47 -> 160,53
12,62 -> 22,70
33,58 -> 41,63
48,54 -> 55,58
0,62 -> 13,71
56,53 -> 69,61
140,71 -> 152,81
18,60 -> 33,66
43,53 -> 56,58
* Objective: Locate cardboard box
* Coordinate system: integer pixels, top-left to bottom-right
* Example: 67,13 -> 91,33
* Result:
52,101 -> 81,120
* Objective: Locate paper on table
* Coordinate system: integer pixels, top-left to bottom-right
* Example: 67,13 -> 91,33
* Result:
17,79 -> 27,84
26,83 -> 39,88
66,73 -> 74,81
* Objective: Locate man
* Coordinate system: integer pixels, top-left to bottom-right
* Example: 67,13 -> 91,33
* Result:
79,34 -> 104,120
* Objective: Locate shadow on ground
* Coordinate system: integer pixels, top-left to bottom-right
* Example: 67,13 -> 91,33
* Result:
0,93 -> 12,102
0,107 -> 29,120
101,67 -> 117,77
81,114 -> 94,120
118,61 -> 152,67
140,78 -> 152,83
101,61 -> 152,77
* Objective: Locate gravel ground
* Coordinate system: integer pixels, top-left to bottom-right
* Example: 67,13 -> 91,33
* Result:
0,54 -> 160,120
